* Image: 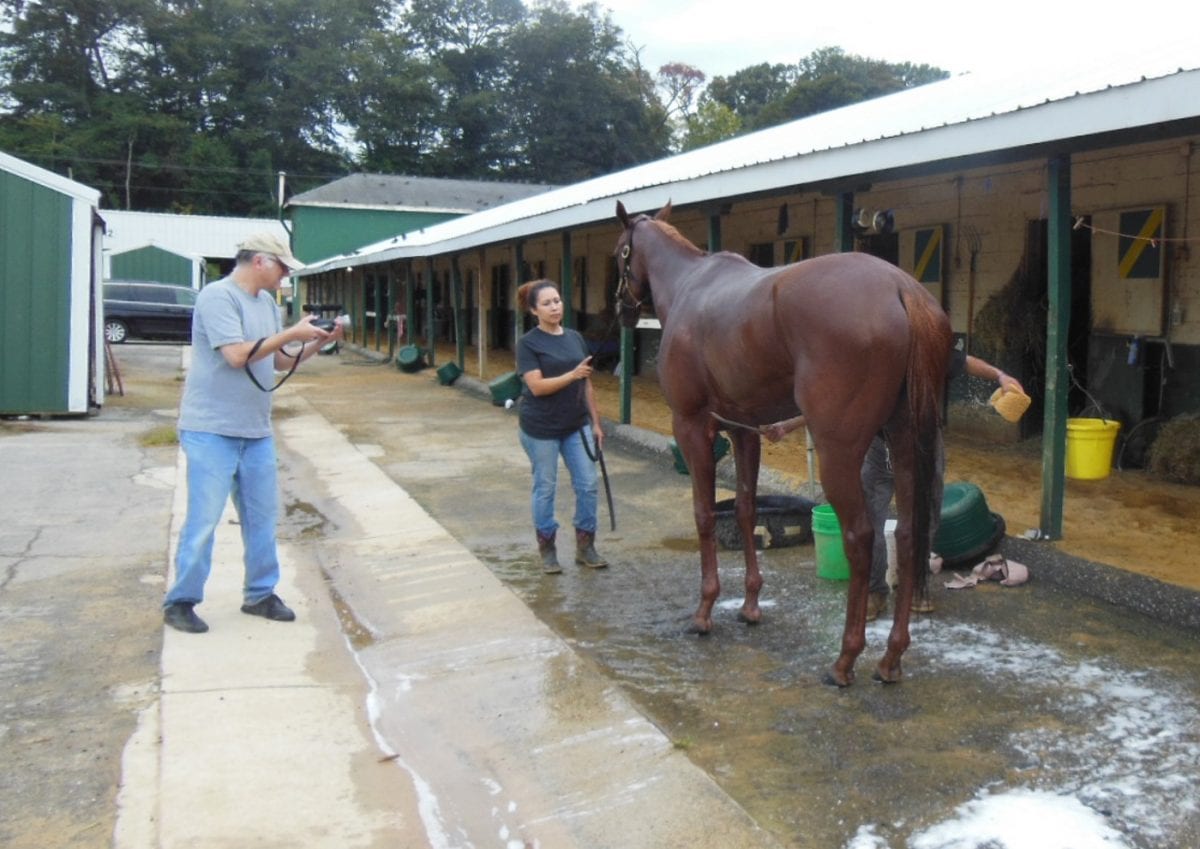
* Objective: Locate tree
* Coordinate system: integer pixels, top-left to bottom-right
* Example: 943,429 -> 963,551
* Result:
705,62 -> 796,132
399,0 -> 526,176
345,29 -> 444,175
704,48 -> 947,138
656,61 -> 704,151
1,0 -> 379,213
504,0 -> 669,183
681,99 -> 741,152
761,47 -> 947,129
1,3 -> 949,213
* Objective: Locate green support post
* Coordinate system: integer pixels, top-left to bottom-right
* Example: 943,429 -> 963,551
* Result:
835,192 -> 855,252
512,242 -> 525,347
619,324 -> 634,424
452,256 -> 465,369
404,261 -> 415,347
426,259 -> 436,367
1040,156 -> 1072,539
387,268 -> 397,358
373,273 -> 383,352
561,230 -> 574,328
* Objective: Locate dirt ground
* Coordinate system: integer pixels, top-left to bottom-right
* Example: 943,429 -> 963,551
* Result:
438,343 -> 1200,593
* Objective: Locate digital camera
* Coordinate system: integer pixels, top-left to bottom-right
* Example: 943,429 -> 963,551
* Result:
301,303 -> 348,333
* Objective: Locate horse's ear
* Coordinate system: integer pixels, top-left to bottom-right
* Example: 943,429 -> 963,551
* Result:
616,200 -> 629,228
656,201 -> 673,222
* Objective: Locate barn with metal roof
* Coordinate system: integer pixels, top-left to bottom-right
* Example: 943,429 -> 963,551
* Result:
293,51 -> 1200,536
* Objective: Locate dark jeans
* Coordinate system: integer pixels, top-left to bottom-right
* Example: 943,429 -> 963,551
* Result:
860,433 -> 945,596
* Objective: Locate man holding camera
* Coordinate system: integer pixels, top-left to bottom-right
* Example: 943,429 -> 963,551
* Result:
162,233 -> 343,634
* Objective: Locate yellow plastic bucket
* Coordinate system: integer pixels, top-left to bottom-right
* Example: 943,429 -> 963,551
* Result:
1065,418 -> 1121,480
812,504 -> 850,580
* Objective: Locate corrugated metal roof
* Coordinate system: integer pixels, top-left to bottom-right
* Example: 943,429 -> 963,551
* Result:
286,173 -> 556,213
100,210 -> 289,260
301,51 -> 1200,275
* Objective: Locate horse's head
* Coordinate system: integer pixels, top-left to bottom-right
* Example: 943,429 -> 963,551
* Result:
613,200 -> 671,328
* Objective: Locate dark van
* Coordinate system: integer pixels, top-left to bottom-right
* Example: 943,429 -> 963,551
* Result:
103,281 -> 197,343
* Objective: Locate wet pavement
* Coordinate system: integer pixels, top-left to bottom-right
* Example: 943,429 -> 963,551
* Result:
9,342 -> 1198,849
284,347 -> 1200,849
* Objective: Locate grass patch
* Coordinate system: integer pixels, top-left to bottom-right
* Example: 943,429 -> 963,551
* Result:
140,424 -> 178,447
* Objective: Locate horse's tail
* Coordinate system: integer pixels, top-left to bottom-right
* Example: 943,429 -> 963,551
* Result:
900,282 -> 953,599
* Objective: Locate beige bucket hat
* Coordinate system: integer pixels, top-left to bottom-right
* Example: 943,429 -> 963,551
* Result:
238,232 -> 304,271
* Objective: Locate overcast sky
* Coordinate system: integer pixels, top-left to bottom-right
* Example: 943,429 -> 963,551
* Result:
580,0 -> 1200,80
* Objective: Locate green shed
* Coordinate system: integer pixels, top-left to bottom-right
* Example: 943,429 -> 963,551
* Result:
1,149 -> 105,415
285,174 -> 554,264
109,243 -> 204,288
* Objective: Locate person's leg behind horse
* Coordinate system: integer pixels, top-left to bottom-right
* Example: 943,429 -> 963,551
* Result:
911,428 -> 946,613
561,424 -> 607,568
861,434 -> 894,621
730,427 -> 764,624
519,428 -> 563,573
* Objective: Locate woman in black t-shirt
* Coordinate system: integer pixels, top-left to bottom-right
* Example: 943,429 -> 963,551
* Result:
515,280 -> 608,573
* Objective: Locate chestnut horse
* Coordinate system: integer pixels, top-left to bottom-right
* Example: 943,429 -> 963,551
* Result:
613,201 -> 952,686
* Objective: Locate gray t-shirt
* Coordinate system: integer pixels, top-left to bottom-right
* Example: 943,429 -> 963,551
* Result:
178,276 -> 283,438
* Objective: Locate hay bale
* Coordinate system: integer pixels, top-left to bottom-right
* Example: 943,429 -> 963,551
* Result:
1148,415 -> 1200,484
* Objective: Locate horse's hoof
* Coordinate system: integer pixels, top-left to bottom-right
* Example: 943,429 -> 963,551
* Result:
686,618 -> 713,636
737,607 -> 762,626
822,669 -> 855,688
872,663 -> 903,685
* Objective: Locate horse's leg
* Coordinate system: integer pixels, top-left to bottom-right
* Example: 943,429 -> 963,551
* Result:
730,429 -> 764,625
875,421 -> 938,683
818,448 -> 875,688
675,417 -> 721,634
875,427 -> 915,683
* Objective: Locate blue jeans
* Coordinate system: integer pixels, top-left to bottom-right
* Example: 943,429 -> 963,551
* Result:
165,430 -> 281,608
518,424 -> 598,537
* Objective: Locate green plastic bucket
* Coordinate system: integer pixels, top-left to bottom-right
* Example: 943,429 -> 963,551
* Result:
396,344 -> 425,372
668,434 -> 731,475
488,371 -> 523,406
812,503 -> 850,580
436,361 -> 462,385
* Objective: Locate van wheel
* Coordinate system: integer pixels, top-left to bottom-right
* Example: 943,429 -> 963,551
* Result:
104,319 -> 129,344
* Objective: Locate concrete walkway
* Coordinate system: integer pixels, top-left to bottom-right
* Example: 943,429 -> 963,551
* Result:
112,375 -> 783,847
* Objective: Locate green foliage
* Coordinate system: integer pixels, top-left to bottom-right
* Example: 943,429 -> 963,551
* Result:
682,100 -> 741,152
504,0 -> 669,182
705,47 -> 948,138
1,4 -> 947,210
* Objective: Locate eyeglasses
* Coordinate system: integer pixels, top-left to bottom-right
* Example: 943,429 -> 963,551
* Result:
261,254 -> 288,273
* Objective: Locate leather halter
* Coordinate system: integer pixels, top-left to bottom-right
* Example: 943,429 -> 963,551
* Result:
615,217 -> 646,316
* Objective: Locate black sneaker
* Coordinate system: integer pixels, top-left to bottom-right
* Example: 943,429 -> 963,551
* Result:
240,593 -> 296,622
164,602 -> 209,634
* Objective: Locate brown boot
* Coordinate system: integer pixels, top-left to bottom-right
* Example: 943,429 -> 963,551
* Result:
913,587 -> 935,614
537,530 -> 562,574
574,529 -> 608,569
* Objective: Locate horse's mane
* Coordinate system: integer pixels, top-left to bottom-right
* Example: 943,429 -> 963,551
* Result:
651,219 -> 706,256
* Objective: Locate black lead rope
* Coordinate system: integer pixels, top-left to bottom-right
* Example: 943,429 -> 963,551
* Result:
581,428 -> 617,531
243,338 -> 304,392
